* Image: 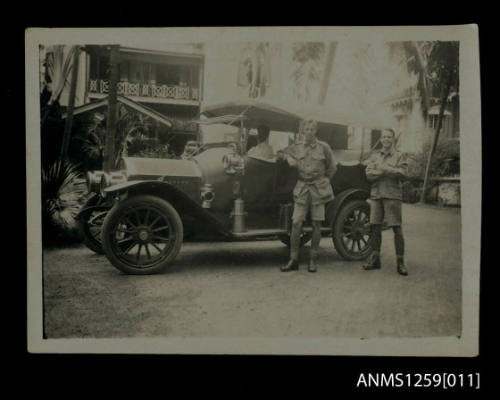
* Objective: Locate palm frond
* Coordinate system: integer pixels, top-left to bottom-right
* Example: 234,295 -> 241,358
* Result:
42,160 -> 86,244
47,45 -> 78,105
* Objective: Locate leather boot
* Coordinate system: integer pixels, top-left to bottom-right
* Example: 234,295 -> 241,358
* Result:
363,253 -> 381,270
281,259 -> 299,272
397,258 -> 408,276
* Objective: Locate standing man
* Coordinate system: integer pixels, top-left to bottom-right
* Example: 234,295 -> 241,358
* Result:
363,128 -> 408,276
278,118 -> 337,273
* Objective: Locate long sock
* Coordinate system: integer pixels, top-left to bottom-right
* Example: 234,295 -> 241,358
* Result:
371,224 -> 382,254
311,222 -> 321,258
393,226 -> 405,257
290,222 -> 302,260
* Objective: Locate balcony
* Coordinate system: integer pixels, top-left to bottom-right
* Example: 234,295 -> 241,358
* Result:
88,79 -> 200,106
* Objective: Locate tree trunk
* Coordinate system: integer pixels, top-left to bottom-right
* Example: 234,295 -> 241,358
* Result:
59,46 -> 80,162
420,70 -> 453,203
411,41 -> 430,119
104,45 -> 120,172
318,42 -> 337,105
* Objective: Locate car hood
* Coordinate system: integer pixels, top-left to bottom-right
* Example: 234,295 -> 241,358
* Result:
122,157 -> 202,180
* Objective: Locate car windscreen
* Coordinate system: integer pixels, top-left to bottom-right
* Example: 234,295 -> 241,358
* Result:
199,123 -> 240,145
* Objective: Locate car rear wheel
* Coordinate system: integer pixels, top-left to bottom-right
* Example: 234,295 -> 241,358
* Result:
332,199 -> 372,261
78,194 -> 109,254
102,195 -> 183,275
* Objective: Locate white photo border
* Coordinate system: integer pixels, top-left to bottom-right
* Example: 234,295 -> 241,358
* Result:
26,25 -> 481,356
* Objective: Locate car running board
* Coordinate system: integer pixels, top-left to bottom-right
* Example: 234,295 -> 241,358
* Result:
230,227 -> 331,240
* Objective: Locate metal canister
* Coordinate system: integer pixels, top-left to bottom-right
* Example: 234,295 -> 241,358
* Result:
232,198 -> 247,233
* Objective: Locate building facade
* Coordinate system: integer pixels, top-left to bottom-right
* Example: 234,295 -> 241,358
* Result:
41,44 -> 204,154
201,41 -> 392,157
42,41 -> 455,158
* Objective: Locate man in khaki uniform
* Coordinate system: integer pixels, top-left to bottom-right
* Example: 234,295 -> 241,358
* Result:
277,118 -> 337,272
363,128 -> 408,275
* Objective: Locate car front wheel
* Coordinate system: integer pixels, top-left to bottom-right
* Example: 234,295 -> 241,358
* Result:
102,195 -> 183,275
332,199 -> 372,261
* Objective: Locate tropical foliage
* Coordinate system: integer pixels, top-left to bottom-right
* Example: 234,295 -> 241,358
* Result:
402,138 -> 460,204
387,41 -> 459,121
40,46 -> 89,246
408,138 -> 460,179
388,41 -> 460,203
127,139 -> 177,159
388,41 -> 432,120
73,112 -> 106,169
40,88 -> 65,167
74,104 -> 173,169
426,41 -> 459,98
41,45 -> 79,127
41,159 -> 87,246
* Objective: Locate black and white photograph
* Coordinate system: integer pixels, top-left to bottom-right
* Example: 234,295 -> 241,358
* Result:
26,26 -> 481,356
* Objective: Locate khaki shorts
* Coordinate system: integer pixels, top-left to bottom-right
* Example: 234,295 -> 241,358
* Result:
369,198 -> 402,227
292,193 -> 325,223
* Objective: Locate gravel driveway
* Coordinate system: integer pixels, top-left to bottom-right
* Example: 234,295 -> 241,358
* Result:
43,203 -> 461,339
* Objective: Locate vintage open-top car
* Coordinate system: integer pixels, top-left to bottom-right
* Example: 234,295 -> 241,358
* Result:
79,100 -> 382,274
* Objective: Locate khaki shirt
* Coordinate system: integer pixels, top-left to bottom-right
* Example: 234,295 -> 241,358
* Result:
283,139 -> 336,205
365,148 -> 408,200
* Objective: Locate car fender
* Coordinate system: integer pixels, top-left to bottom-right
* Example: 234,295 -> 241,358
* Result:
76,193 -> 112,220
104,180 -> 229,236
325,188 -> 370,226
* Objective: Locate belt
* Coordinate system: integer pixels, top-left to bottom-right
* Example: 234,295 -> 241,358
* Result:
299,178 -> 320,184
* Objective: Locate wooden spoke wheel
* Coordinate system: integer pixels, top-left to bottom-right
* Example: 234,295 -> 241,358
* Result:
332,199 -> 372,261
102,195 -> 183,275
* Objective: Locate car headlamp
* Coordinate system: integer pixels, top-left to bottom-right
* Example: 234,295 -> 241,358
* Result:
222,153 -> 245,175
200,184 -> 215,208
86,171 -> 105,194
99,171 -> 127,198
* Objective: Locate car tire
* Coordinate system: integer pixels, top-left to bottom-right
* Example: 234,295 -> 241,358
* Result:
77,194 -> 108,254
332,199 -> 372,261
102,195 -> 183,275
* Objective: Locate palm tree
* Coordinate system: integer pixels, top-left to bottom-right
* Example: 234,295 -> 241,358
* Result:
385,41 -> 459,203
115,104 -> 155,163
388,41 -> 433,121
317,42 -> 337,105
420,41 -> 459,202
76,105 -> 159,169
42,45 -> 79,123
